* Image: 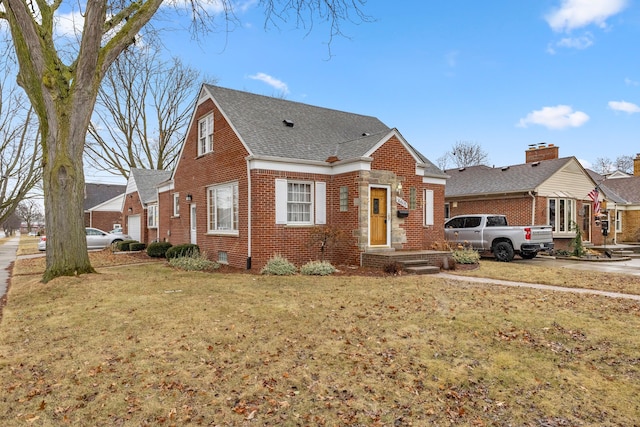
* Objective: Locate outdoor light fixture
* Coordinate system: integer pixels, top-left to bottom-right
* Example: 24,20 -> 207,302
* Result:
186,194 -> 192,202
128,207 -> 132,213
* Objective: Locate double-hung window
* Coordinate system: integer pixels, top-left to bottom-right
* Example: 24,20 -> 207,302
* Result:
208,182 -> 238,234
287,182 -> 312,223
275,179 -> 326,225
198,113 -> 214,155
147,204 -> 158,228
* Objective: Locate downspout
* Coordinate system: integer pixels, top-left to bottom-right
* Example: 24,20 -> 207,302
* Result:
528,191 -> 536,224
246,158 -> 252,270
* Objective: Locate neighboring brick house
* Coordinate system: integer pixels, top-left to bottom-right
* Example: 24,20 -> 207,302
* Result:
158,84 -> 448,270
84,183 -> 126,232
122,168 -> 172,244
591,153 -> 640,244
445,144 -> 604,251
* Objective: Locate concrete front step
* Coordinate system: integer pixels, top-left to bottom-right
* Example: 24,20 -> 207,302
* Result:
404,265 -> 441,275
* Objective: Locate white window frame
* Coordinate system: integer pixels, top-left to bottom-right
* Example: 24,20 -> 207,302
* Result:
207,182 -> 239,235
423,189 -> 434,226
198,113 -> 214,156
173,193 -> 180,217
548,198 -> 576,235
615,210 -> 622,232
275,179 -> 326,226
147,204 -> 158,228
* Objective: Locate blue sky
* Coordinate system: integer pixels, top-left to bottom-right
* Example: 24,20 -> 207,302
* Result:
158,0 -> 639,172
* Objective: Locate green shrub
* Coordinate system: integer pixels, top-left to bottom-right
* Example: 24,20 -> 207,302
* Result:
147,241 -> 173,258
115,240 -> 138,251
452,247 -> 480,264
129,242 -> 146,251
166,244 -> 200,259
300,260 -> 337,276
168,252 -> 219,272
260,254 -> 297,275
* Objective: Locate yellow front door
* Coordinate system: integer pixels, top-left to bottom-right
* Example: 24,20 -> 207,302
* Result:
370,187 -> 388,246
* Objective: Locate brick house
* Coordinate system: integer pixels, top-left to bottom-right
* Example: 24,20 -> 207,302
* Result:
157,85 -> 448,270
84,183 -> 126,232
445,144 -> 605,251
122,168 -> 172,244
591,153 -> 640,244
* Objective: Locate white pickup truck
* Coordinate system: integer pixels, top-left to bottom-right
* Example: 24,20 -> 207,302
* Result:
444,214 -> 554,262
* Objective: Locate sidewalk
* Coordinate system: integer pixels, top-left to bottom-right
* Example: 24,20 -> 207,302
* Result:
0,236 -> 20,299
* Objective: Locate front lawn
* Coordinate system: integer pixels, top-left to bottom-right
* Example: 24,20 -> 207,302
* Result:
0,254 -> 638,425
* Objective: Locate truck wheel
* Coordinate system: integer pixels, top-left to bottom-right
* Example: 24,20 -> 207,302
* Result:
520,252 -> 537,259
494,242 -> 514,262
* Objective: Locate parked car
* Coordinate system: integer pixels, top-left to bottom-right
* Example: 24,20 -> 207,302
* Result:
444,214 -> 554,261
38,227 -> 133,251
27,231 -> 37,236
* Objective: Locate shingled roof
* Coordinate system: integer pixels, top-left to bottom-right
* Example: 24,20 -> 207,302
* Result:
599,176 -> 640,204
203,85 -> 446,179
129,168 -> 172,205
84,183 -> 126,211
445,157 -> 576,197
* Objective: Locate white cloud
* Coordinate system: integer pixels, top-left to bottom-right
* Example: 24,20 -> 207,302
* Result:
546,0 -> 628,32
517,105 -> 590,130
248,73 -> 289,94
625,77 -> 639,86
608,100 -> 640,113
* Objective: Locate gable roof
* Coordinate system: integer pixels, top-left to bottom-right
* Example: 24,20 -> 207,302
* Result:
445,157 -> 580,197
84,183 -> 126,211
128,168 -> 172,205
200,85 -> 446,178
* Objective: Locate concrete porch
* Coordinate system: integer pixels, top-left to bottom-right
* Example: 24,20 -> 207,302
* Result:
361,249 -> 452,275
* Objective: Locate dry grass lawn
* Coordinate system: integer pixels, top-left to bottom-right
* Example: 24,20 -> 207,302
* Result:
1,240 -> 639,426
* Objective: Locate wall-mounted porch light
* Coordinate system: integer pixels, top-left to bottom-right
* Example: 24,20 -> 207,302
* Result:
186,194 -> 192,202
128,207 -> 132,213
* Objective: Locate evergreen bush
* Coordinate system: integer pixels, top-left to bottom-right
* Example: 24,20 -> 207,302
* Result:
115,240 -> 138,251
166,244 -> 200,259
147,241 -> 173,258
129,242 -> 146,251
452,247 -> 480,264
300,260 -> 337,276
260,254 -> 297,275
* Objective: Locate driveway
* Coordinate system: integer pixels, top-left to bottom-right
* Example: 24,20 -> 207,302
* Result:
511,255 -> 640,276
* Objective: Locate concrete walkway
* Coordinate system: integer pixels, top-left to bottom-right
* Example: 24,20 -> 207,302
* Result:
438,272 -> 640,301
0,236 -> 19,299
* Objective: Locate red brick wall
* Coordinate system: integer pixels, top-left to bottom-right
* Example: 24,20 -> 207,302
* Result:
85,211 -> 123,232
370,136 -> 445,249
167,100 -> 446,270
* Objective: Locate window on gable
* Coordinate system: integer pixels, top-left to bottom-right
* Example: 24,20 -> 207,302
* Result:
148,204 -> 158,228
173,193 -> 180,217
198,113 -> 214,156
207,182 -> 238,234
548,198 -> 575,233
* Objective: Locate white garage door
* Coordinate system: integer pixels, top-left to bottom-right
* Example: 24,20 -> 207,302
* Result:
127,215 -> 141,242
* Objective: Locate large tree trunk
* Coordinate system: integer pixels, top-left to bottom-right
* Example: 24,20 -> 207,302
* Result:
41,94 -> 95,282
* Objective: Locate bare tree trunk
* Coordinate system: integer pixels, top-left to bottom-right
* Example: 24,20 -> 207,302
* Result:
42,109 -> 94,282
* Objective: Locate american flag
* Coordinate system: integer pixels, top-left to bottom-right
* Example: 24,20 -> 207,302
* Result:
588,187 -> 601,216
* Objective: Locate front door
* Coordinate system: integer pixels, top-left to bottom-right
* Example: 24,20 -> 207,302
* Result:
190,204 -> 197,244
370,187 -> 388,246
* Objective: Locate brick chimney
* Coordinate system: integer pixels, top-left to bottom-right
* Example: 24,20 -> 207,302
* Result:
526,143 -> 559,163
634,153 -> 640,176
